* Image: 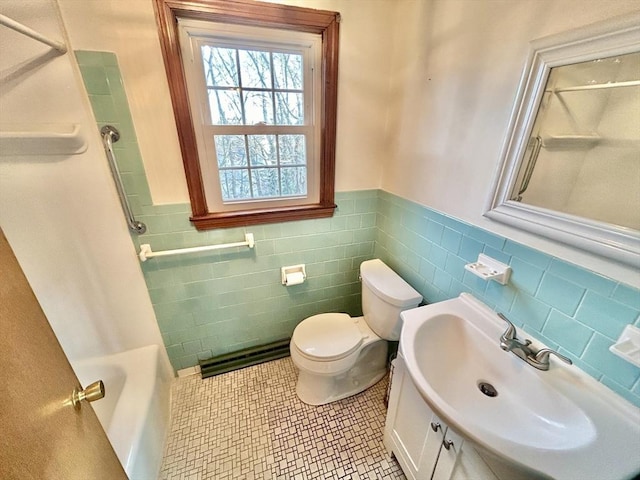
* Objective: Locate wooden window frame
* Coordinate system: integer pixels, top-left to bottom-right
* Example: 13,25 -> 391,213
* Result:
153,0 -> 339,229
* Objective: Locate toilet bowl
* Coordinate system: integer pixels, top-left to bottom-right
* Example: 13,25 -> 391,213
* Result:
290,259 -> 422,405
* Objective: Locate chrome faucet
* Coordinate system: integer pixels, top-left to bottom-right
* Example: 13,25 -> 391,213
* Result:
497,313 -> 572,371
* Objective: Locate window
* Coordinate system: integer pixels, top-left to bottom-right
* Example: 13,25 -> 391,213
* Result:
154,0 -> 339,229
179,21 -> 321,210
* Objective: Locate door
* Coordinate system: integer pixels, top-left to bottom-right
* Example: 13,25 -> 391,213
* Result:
0,229 -> 127,479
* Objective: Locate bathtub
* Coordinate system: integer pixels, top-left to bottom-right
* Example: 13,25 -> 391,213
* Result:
73,345 -> 172,480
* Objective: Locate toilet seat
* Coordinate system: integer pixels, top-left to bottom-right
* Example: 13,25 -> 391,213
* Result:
292,313 -> 363,362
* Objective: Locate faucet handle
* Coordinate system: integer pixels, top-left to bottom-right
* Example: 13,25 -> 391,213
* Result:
497,313 -> 531,345
497,313 -> 516,340
534,348 -> 573,366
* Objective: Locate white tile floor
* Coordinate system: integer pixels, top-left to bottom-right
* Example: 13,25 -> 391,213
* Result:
159,357 -> 406,480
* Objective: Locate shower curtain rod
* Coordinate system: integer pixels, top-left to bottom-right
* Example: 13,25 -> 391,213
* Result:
0,13 -> 67,53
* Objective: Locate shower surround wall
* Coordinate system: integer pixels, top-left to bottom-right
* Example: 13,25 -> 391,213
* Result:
77,51 -> 640,407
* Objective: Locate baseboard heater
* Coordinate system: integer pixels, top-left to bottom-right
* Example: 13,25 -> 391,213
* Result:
199,338 -> 291,378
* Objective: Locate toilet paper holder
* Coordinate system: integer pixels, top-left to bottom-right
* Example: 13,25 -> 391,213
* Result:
281,264 -> 306,286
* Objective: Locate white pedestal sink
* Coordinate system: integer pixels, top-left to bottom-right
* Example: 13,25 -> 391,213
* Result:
399,293 -> 640,480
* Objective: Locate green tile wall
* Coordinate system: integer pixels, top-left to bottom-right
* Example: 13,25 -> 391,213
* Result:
76,51 -> 374,371
139,193 -> 376,369
77,51 -> 640,407
375,191 -> 640,407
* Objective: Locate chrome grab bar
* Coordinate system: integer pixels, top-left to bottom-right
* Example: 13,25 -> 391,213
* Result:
100,125 -> 147,234
515,135 -> 542,201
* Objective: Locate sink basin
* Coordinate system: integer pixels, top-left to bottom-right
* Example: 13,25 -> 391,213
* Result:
400,293 -> 640,480
414,312 -> 596,450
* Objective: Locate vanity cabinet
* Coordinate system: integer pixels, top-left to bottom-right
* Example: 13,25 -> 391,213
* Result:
384,355 -> 499,480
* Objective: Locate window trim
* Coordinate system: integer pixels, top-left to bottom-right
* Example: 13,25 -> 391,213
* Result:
153,0 -> 339,229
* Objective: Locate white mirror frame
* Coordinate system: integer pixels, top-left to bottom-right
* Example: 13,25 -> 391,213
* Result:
486,13 -> 640,268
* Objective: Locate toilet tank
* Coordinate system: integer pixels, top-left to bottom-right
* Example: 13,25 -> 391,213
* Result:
360,259 -> 422,340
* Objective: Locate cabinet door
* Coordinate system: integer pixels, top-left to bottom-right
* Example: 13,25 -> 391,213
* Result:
433,427 -> 501,480
385,357 -> 443,480
390,360 -> 433,476
449,441 -> 501,480
432,426 -> 463,480
417,411 -> 447,476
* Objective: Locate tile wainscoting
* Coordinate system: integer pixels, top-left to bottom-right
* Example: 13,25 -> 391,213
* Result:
76,51 -> 373,371
77,51 -> 639,407
374,191 -> 640,406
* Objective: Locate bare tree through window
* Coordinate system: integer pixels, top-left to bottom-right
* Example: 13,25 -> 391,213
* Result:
202,45 -> 307,202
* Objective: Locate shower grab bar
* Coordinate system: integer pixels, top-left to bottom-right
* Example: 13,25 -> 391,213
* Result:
0,13 -> 67,53
138,233 -> 255,261
515,135 -> 542,201
100,125 -> 147,234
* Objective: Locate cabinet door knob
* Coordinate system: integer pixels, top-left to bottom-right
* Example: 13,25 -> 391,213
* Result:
430,422 -> 441,432
442,439 -> 454,450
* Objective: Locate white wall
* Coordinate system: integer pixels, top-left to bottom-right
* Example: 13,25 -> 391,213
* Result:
57,0 -> 395,202
383,0 -> 640,286
56,0 -> 640,286
0,0 -> 171,374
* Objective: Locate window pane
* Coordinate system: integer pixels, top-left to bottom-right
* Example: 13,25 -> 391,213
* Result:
214,135 -> 247,167
251,168 -> 280,198
281,167 -> 307,196
275,92 -> 303,125
219,169 -> 251,201
208,89 -> 242,125
273,53 -> 303,90
243,91 -> 274,125
238,50 -> 272,89
247,135 -> 277,166
201,46 -> 238,87
278,135 -> 306,165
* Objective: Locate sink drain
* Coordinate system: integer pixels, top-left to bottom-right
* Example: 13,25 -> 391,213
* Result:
478,381 -> 498,397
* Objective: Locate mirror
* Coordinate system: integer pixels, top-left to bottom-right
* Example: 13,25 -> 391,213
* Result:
512,51 -> 639,229
486,14 -> 640,267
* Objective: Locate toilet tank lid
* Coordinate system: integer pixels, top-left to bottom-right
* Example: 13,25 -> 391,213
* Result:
360,259 -> 422,308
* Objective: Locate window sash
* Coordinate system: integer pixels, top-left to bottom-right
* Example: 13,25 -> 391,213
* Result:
180,21 -> 320,210
209,130 -> 310,202
198,43 -> 309,127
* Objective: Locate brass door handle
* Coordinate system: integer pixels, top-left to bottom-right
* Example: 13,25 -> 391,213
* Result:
71,380 -> 105,410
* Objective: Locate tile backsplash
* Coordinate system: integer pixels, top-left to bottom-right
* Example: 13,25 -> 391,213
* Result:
374,191 -> 640,406
77,51 -> 640,407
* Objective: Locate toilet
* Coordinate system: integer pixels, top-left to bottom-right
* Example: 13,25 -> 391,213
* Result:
290,259 -> 422,405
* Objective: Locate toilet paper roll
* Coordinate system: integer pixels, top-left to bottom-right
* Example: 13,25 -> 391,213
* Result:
285,272 -> 305,286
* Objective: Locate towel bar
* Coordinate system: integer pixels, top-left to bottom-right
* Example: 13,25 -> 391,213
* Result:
138,233 -> 255,261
